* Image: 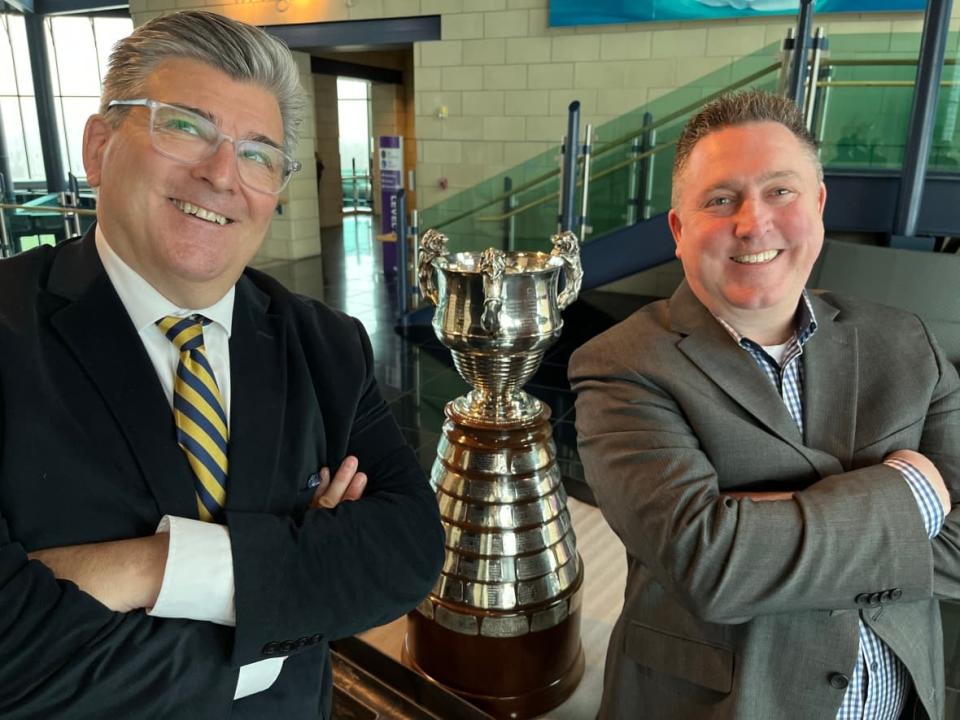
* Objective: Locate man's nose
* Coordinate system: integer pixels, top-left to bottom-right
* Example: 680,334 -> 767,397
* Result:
734,197 -> 772,239
191,139 -> 240,192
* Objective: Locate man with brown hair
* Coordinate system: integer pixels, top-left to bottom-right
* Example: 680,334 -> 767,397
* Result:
571,90 -> 960,719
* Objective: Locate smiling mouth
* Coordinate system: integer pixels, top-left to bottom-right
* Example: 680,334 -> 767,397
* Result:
732,249 -> 780,264
171,198 -> 232,226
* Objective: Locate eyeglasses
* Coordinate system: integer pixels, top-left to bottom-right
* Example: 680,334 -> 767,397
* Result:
107,98 -> 301,195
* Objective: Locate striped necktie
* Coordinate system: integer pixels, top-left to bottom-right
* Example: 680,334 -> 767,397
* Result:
157,315 -> 229,522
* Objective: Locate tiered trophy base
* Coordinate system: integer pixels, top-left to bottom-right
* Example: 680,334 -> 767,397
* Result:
404,404 -> 584,719
403,604 -> 584,719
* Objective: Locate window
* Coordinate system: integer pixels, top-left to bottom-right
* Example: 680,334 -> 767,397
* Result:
0,12 -> 133,185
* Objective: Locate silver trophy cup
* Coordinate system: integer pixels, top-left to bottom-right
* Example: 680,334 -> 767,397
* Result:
404,230 -> 585,719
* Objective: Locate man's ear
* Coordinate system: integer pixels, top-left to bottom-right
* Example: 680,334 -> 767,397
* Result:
668,208 -> 683,259
82,115 -> 111,188
817,181 -> 827,216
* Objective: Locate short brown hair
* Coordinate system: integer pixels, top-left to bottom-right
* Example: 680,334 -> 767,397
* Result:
671,90 -> 822,205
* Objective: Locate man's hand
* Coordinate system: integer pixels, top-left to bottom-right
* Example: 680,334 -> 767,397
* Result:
28,533 -> 169,612
312,455 -> 367,509
886,448 -> 951,515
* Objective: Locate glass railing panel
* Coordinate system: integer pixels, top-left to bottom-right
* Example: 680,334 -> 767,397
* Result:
420,41 -> 784,251
818,32 -> 959,172
419,30 -> 959,262
583,64 -> 781,246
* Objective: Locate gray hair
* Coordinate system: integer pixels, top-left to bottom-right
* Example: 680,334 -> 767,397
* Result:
671,90 -> 822,205
101,11 -> 306,153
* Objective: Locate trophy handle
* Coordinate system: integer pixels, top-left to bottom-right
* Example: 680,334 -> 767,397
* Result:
551,230 -> 583,310
479,247 -> 506,335
418,229 -> 448,306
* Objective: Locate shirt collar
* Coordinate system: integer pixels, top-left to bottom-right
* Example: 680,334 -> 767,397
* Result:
95,224 -> 235,336
713,290 -> 818,350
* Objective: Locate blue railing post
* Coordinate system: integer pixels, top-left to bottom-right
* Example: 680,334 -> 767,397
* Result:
560,101 -> 580,233
786,0 -> 815,109
638,112 -> 656,221
891,0 -> 953,248
0,103 -> 13,203
24,13 -> 66,193
395,189 -> 408,321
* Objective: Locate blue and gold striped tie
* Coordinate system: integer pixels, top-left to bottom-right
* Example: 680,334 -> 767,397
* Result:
157,315 -> 229,522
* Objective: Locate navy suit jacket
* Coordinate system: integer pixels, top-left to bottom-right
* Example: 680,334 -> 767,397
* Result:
0,230 -> 444,718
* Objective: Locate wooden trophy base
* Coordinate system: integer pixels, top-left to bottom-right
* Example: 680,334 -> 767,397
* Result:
403,607 -> 584,719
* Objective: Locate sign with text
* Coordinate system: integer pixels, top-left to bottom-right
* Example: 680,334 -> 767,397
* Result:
379,136 -> 404,236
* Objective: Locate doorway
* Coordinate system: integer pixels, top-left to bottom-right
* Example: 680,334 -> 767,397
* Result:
337,77 -> 372,214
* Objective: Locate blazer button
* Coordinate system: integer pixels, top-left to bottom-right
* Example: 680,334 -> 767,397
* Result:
262,642 -> 279,656
854,593 -> 869,605
891,588 -> 902,600
829,673 -> 850,690
867,592 -> 882,606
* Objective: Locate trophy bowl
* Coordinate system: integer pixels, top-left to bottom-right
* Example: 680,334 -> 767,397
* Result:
418,231 -> 582,428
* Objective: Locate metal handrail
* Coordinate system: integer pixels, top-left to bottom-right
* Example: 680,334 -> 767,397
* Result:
428,52 -> 959,234
475,139 -> 676,223
823,58 -> 957,67
818,80 -> 960,88
430,61 -> 783,232
0,202 -> 96,215
588,62 -> 783,163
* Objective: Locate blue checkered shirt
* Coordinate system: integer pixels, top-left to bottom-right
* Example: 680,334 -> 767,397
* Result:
716,292 -> 944,720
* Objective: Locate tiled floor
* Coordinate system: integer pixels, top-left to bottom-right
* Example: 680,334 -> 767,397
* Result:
257,215 -> 645,503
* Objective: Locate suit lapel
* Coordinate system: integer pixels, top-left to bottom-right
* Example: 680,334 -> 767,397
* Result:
225,275 -> 288,512
671,282 -> 802,446
801,293 -> 858,469
46,231 -> 198,518
669,282 -> 848,479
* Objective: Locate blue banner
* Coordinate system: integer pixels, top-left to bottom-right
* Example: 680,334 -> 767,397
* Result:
550,0 -> 925,27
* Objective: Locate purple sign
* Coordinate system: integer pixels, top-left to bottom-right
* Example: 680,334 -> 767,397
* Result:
379,136 -> 404,236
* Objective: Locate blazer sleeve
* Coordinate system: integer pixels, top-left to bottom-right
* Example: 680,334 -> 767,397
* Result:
569,332 -> 951,624
918,324 -> 960,599
0,510 -> 243,717
226,315 -> 445,666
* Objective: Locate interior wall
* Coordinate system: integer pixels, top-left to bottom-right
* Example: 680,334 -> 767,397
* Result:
313,74 -> 342,229
128,0 -> 960,258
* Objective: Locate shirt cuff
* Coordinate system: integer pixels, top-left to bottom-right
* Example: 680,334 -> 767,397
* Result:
146,515 -> 236,626
235,658 -> 287,699
886,457 -> 945,538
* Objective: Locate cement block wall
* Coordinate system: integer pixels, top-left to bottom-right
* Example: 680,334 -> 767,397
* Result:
128,0 -> 959,262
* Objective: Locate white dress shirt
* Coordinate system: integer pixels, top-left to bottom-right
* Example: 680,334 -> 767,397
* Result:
95,227 -> 285,698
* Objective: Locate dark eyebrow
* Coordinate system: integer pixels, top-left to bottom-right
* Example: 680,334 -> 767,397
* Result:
168,102 -> 283,150
701,169 -> 802,195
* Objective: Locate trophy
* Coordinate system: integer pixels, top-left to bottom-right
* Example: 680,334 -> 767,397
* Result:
403,230 -> 584,719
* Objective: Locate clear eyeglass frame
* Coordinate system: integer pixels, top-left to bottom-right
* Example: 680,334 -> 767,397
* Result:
106,98 -> 301,195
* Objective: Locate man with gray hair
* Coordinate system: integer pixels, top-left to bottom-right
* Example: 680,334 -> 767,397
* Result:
0,11 -> 443,718
571,90 -> 960,718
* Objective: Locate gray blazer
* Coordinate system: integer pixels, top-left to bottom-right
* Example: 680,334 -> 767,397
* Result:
569,281 -> 960,720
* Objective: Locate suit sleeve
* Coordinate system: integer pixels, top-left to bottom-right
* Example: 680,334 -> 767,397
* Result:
919,325 -> 960,598
0,512 -> 243,717
569,323 -> 960,624
226,316 -> 445,666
